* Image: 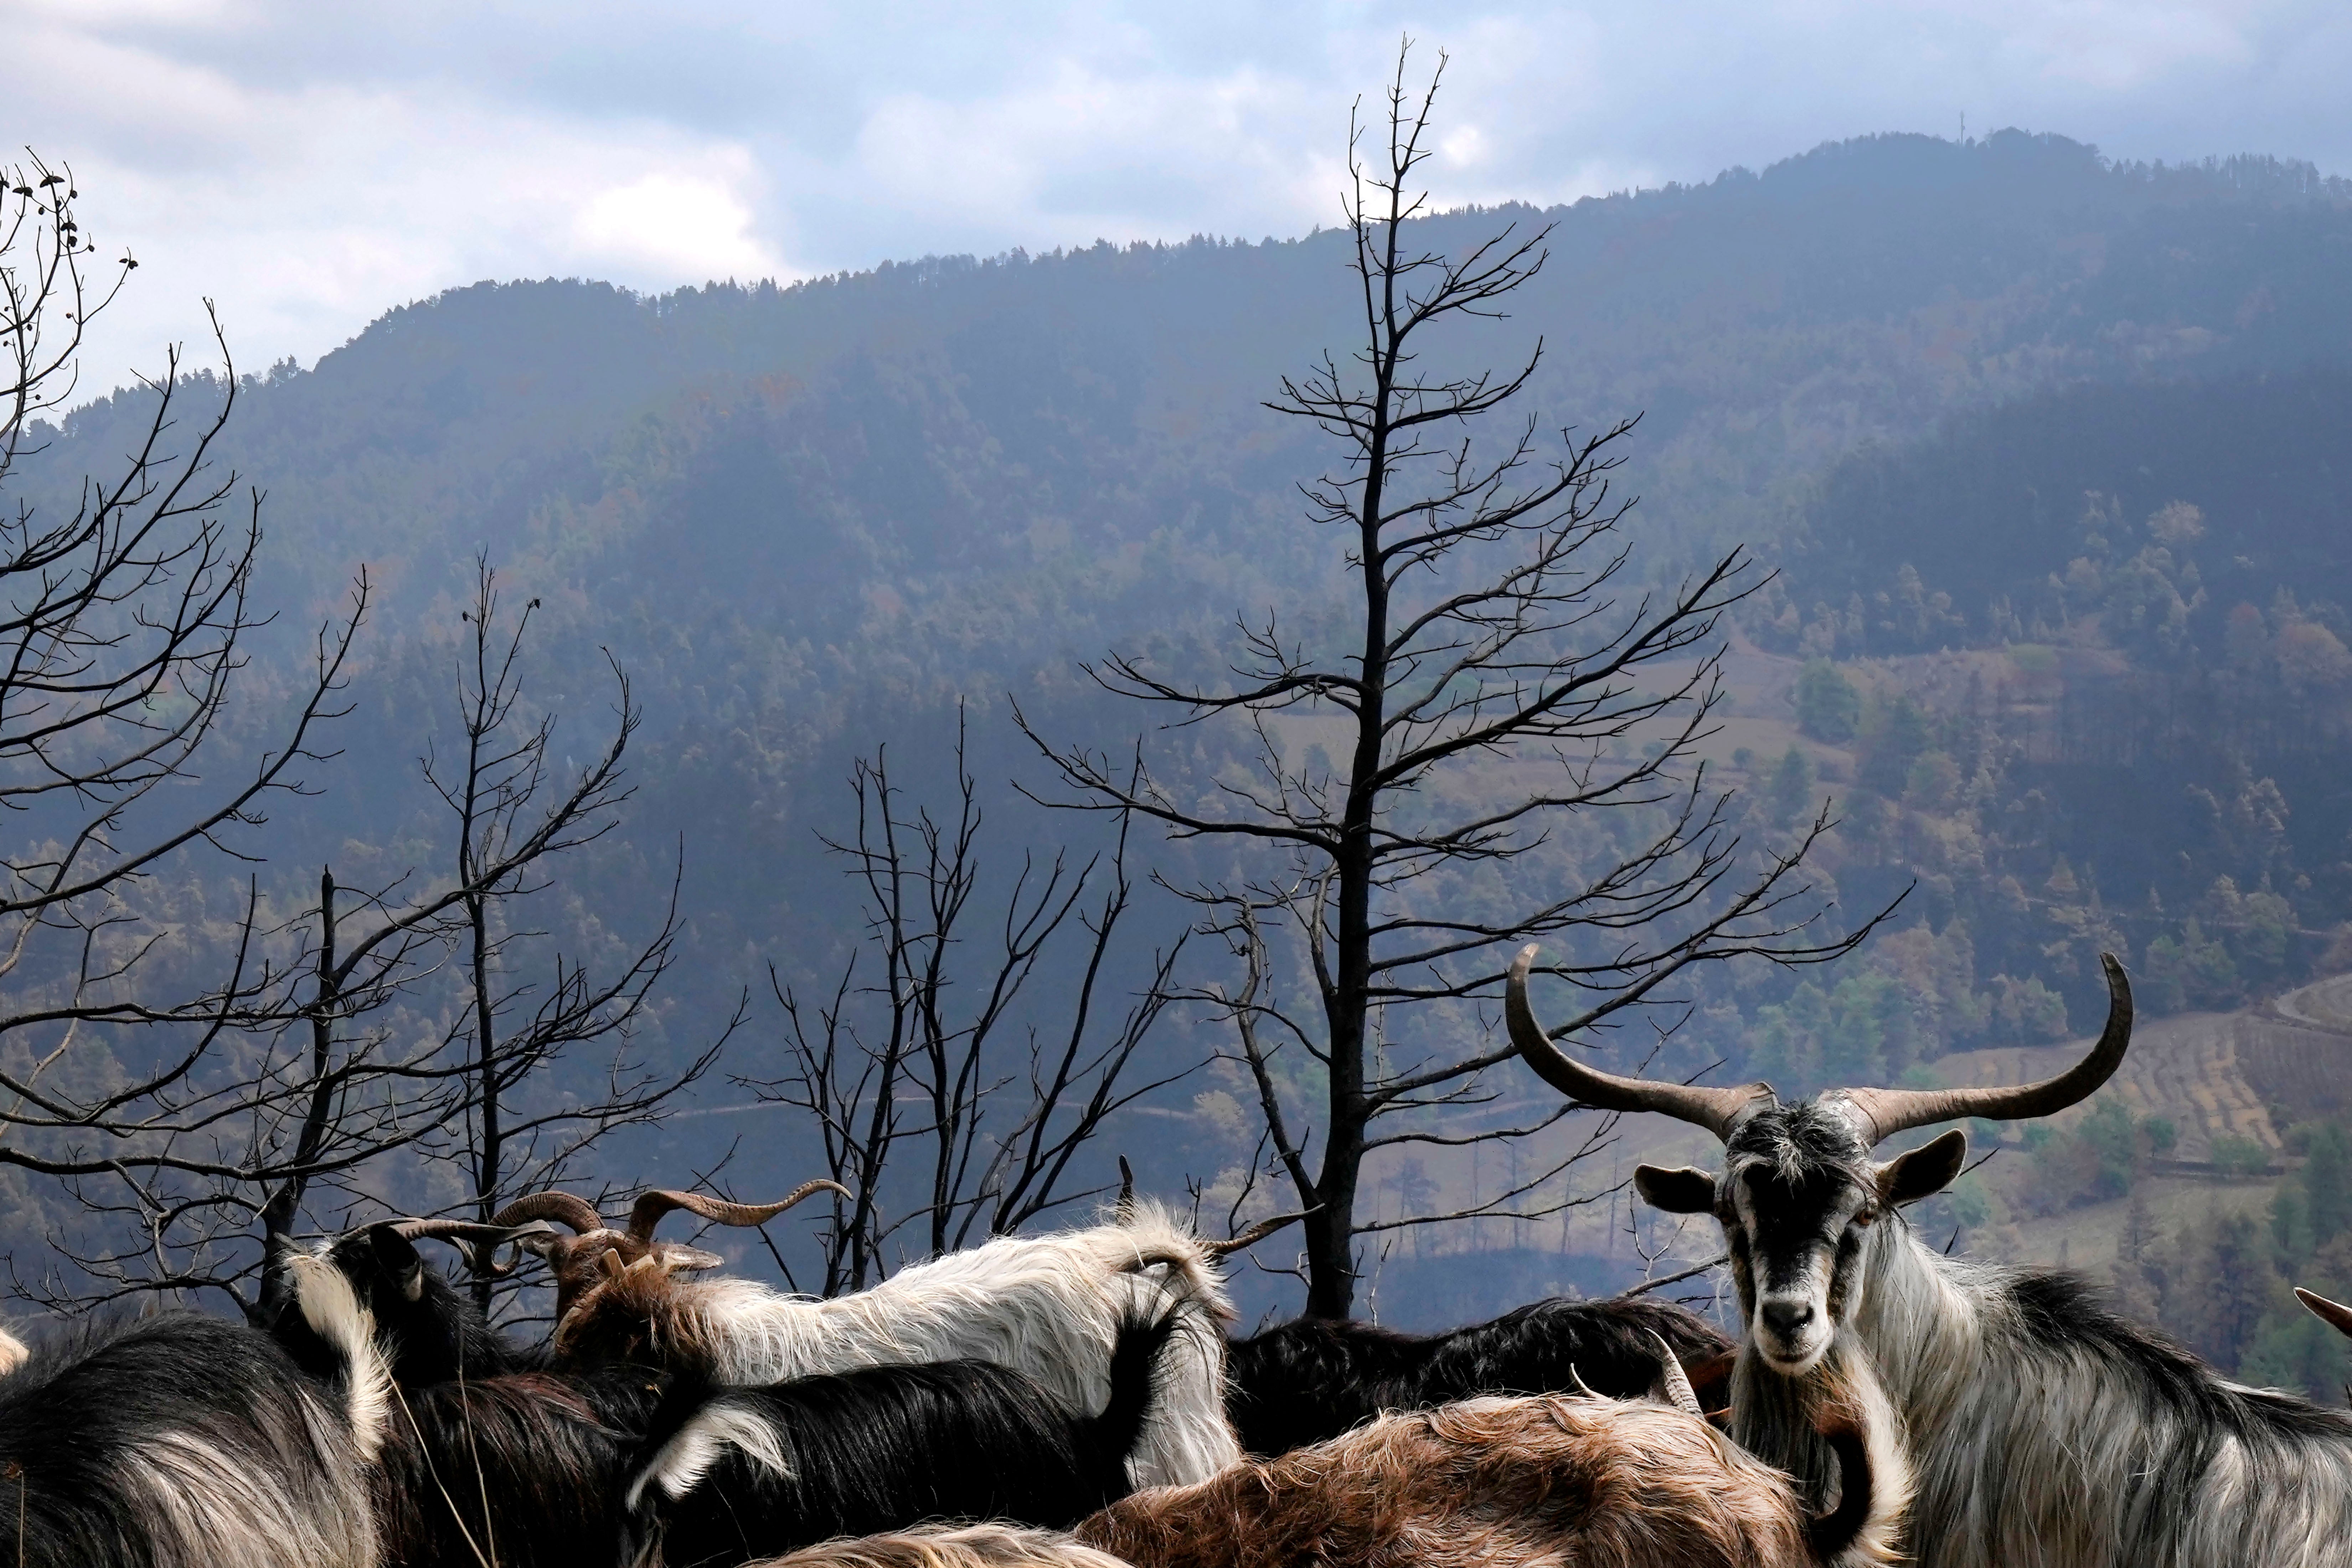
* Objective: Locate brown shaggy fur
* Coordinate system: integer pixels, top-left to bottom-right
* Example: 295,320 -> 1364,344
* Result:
751,1524 -> 1133,1568
1077,1393 -> 1835,1568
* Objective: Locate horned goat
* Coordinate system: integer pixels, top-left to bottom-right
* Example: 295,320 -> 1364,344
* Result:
1076,1340 -> 1903,1568
0,1276 -> 388,1568
1225,1294 -> 1732,1454
1511,944 -> 2352,1568
520,1188 -> 1277,1487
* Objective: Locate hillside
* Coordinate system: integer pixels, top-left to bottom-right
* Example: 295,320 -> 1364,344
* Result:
9,128 -> 2352,1334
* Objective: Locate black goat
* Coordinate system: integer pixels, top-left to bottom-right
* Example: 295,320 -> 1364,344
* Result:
628,1312 -> 1176,1568
268,1217 -> 547,1386
0,1305 -> 386,1568
1224,1295 -> 1733,1455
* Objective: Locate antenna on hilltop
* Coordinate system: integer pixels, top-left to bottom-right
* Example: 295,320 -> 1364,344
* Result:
1960,112 -> 1967,143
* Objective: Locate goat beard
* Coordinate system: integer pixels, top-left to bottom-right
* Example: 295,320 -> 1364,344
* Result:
1725,1328 -> 1908,1559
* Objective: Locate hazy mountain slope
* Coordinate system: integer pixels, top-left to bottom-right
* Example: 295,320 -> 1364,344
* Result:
10,128 -> 2352,1320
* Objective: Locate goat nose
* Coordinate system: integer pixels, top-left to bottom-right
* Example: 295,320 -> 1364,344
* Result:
1760,1299 -> 1816,1340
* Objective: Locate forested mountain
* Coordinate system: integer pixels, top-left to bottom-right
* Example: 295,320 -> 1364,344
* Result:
9,127 -> 2352,1329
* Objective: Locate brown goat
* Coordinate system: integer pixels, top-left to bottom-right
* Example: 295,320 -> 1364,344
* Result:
748,1524 -> 1133,1568
1074,1384 -> 1904,1568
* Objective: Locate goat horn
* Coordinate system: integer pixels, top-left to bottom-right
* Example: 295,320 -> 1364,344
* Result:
488,1191 -> 606,1234
1201,1208 -> 1317,1255
1837,953 -> 2134,1145
2297,1286 -> 2352,1340
385,1218 -> 558,1276
1115,1157 -> 1136,1218
1507,945 -> 1773,1139
628,1179 -> 850,1239
1647,1330 -> 1703,1418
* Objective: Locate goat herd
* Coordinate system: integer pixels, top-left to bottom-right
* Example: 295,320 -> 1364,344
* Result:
6,949 -> 2352,1567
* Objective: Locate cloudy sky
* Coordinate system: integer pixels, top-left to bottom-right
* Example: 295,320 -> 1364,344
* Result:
15,0 -> 2351,392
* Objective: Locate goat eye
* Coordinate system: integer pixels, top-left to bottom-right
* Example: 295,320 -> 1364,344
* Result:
1853,1208 -> 1878,1228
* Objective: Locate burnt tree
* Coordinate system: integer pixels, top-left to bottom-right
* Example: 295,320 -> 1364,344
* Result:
1024,48 -> 1878,1316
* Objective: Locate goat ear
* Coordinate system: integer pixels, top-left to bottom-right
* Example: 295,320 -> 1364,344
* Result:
1875,1128 -> 1969,1206
366,1225 -> 428,1302
666,1245 -> 725,1273
1635,1164 -> 1719,1213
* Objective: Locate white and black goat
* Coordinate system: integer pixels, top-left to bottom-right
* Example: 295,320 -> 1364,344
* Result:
1224,1294 -> 1732,1455
625,1309 -> 1174,1568
0,1262 -> 388,1568
279,1218 -> 1174,1568
513,1187 -> 1278,1487
1511,944 -> 2352,1568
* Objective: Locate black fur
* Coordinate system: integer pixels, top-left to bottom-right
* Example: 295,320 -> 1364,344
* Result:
1223,1297 -> 1733,1456
373,1364 -> 662,1568
0,1312 -> 369,1568
631,1313 -> 1176,1568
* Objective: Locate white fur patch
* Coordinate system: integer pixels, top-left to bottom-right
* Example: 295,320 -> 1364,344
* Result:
120,1425 -> 378,1568
0,1326 -> 27,1377
286,1250 -> 393,1462
628,1397 -> 795,1511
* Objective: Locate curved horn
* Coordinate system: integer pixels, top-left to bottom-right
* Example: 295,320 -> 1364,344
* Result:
2297,1286 -> 2352,1340
488,1191 -> 605,1235
385,1218 -> 558,1277
1507,945 -> 1771,1139
1202,1208 -> 1316,1256
1647,1329 -> 1702,1418
1839,953 -> 2134,1146
1115,1157 -> 1136,1218
628,1179 -> 850,1240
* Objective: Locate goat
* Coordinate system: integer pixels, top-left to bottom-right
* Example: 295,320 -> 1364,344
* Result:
0,1270 -> 388,1568
1224,1294 -> 1733,1454
278,1217 -> 1175,1568
1510,944 -> 2352,1567
1075,1341 -> 1903,1568
625,1310 -> 1173,1568
269,1216 -> 553,1386
521,1189 -> 1280,1487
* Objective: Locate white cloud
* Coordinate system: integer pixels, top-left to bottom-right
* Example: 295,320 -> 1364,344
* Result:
11,0 -> 2347,392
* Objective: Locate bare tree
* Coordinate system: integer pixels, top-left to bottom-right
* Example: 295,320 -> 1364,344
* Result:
1021,48 -> 1883,1317
751,712 -> 1195,1294
0,166 -> 723,1319
421,558 -> 734,1315
0,155 -> 375,1316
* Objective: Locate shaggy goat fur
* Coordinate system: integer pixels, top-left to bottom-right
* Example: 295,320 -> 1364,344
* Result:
371,1365 -> 662,1568
745,1524 -> 1133,1568
0,1305 -> 387,1568
555,1200 -> 1238,1487
1224,1296 -> 1732,1454
0,1325 -> 26,1377
1706,1099 -> 2352,1568
1076,1387 -> 1902,1568
627,1311 -> 1172,1568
